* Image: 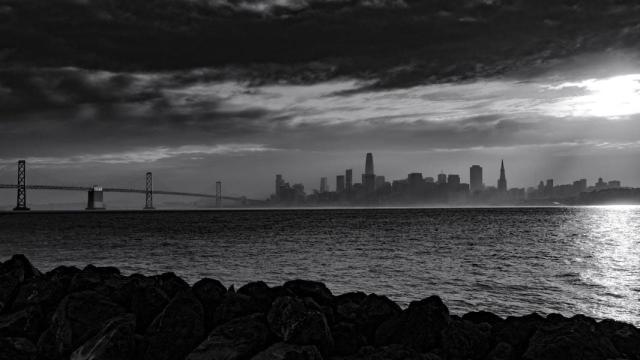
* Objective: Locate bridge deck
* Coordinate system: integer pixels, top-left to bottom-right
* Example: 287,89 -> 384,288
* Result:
0,184 -> 262,203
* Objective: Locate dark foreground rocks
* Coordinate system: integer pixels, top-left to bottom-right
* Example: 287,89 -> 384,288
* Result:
1,255 -> 639,360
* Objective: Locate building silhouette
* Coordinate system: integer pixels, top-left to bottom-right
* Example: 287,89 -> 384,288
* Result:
362,153 -> 376,192
470,165 -> 483,193
365,153 -> 374,175
275,174 -> 284,197
497,160 -> 507,192
336,175 -> 345,193
320,177 -> 328,193
447,174 -> 461,185
345,169 -> 353,193
437,173 -> 447,184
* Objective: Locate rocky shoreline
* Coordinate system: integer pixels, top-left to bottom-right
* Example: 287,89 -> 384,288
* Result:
0,255 -> 638,360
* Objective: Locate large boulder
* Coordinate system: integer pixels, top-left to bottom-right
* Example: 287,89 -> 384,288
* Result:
462,311 -> 504,329
70,313 -> 136,360
441,318 -> 491,360
597,318 -> 640,359
186,313 -> 272,360
282,280 -> 334,306
142,290 -> 205,360
11,277 -> 67,315
0,306 -> 43,342
356,294 -> 401,342
522,314 -> 620,360
486,342 -> 513,360
150,272 -> 190,300
68,265 -> 121,294
0,255 -> 41,313
334,292 -> 367,323
214,292 -> 262,326
348,344 -> 442,360
238,281 -> 275,312
129,280 -> 170,333
0,337 -> 37,360
250,342 -> 322,360
331,322 -> 367,356
192,278 -> 227,332
37,290 -> 126,359
267,296 -> 333,355
494,313 -> 543,358
375,295 -> 450,352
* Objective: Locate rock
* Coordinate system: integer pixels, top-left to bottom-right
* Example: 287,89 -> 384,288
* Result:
0,255 -> 41,313
0,306 -> 43,342
0,337 -> 37,360
522,314 -> 620,360
350,344 -> 442,360
462,311 -> 504,329
267,296 -> 333,355
37,290 -> 126,359
334,292 -> 367,323
356,294 -> 402,342
375,295 -> 449,353
45,265 -> 81,290
214,292 -> 262,326
598,318 -> 640,359
331,322 -> 366,356
70,313 -> 136,360
441,319 -> 491,360
486,342 -> 513,360
143,290 -> 205,360
150,272 -> 190,300
69,265 -> 121,293
239,281 -> 274,311
251,342 -> 322,360
283,280 -> 334,306
193,278 -> 227,331
129,281 -> 169,333
495,313 -> 543,357
186,313 -> 272,360
11,277 -> 67,315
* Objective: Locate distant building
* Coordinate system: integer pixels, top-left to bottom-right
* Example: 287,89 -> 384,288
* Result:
425,177 -> 435,183
497,160 -> 507,192
437,173 -> 447,184
447,174 -> 461,185
275,174 -> 284,197
596,178 -> 607,189
362,153 -> 376,192
408,173 -> 423,186
608,180 -> 621,188
365,153 -> 374,175
345,169 -> 353,193
573,179 -> 587,193
320,177 -> 328,193
375,176 -> 386,189
470,165 -> 483,193
336,175 -> 345,193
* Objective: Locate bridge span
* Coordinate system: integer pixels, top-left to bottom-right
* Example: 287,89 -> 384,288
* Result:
1,160 -> 263,211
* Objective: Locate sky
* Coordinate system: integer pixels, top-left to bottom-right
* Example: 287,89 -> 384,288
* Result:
2,0 -> 640,204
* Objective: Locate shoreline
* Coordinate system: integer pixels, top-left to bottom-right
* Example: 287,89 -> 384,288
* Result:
1,255 -> 638,360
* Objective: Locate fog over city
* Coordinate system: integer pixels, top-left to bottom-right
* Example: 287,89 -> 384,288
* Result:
3,0 -> 640,202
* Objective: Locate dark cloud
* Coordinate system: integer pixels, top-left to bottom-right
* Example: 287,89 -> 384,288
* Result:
3,0 -> 640,87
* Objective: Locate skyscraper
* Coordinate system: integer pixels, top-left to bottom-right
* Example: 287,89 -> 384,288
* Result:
470,165 -> 483,192
365,152 -> 374,175
336,175 -> 345,193
437,173 -> 447,184
497,160 -> 507,192
320,177 -> 328,193
345,169 -> 353,193
275,174 -> 284,197
447,174 -> 461,185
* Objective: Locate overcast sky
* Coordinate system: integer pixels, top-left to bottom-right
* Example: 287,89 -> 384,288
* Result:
2,0 -> 640,205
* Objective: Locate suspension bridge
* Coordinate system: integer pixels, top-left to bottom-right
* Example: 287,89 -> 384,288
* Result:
0,160 -> 264,211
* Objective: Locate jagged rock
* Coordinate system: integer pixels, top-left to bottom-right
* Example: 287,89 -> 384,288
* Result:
150,272 -> 190,300
522,314 -> 620,360
143,290 -> 205,360
70,313 -> 136,360
45,266 -> 81,290
375,295 -> 450,352
0,306 -> 43,342
462,311 -> 504,329
11,277 -> 67,315
441,318 -> 491,360
129,280 -> 169,333
0,337 -> 37,360
37,290 -> 126,359
69,265 -> 121,293
349,344 -> 442,360
598,318 -> 640,359
186,313 -> 272,360
356,294 -> 401,342
331,322 -> 366,356
239,281 -> 274,312
0,255 -> 41,313
251,342 -> 322,360
214,292 -> 262,326
267,296 -> 333,355
334,292 -> 367,323
283,280 -> 334,306
193,278 -> 227,331
486,342 -> 513,360
493,313 -> 542,358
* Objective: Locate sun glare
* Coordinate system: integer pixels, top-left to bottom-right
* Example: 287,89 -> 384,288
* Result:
550,74 -> 640,118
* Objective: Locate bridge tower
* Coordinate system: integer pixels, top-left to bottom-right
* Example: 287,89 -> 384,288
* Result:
86,186 -> 106,210
215,181 -> 222,208
144,172 -> 154,210
13,160 -> 29,211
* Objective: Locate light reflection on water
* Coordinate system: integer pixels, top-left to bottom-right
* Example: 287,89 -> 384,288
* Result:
1,206 -> 640,325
